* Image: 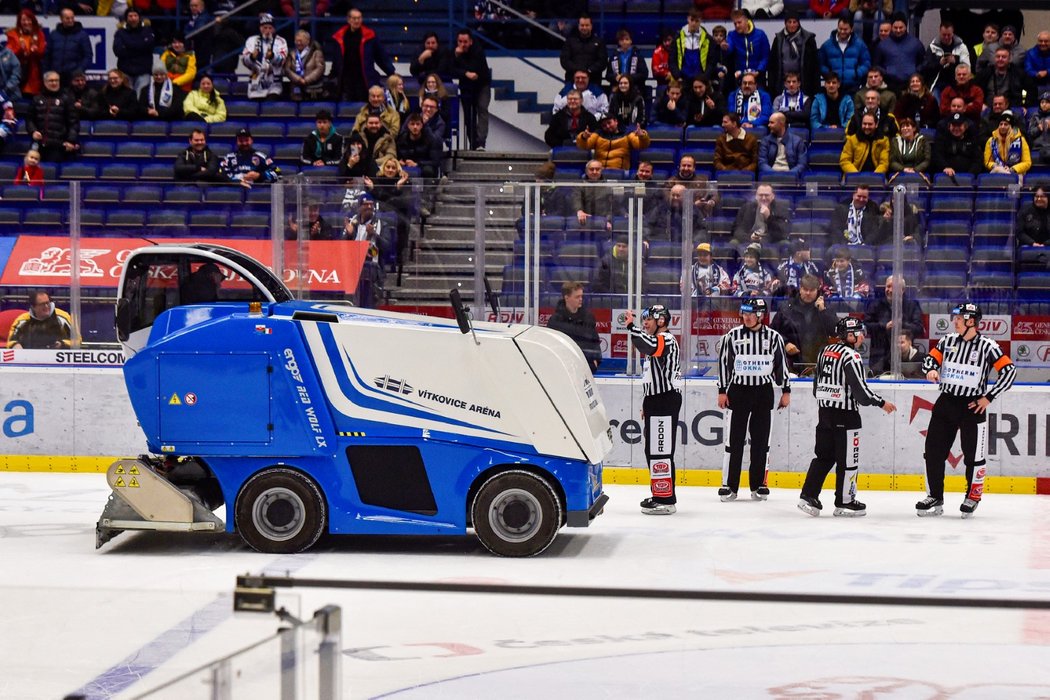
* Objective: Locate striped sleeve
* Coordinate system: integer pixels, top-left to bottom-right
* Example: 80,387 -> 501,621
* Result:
772,329 -> 790,392
844,352 -> 884,407
986,343 -> 1016,402
627,323 -> 660,355
922,336 -> 945,374
717,331 -> 734,393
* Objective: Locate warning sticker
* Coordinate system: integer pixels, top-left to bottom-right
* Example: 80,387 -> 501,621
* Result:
114,465 -> 126,475
184,393 -> 197,405
129,465 -> 139,475
114,477 -> 126,488
128,477 -> 139,488
168,393 -> 181,406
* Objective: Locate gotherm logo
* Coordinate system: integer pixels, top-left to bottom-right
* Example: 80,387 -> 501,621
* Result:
374,375 -> 413,394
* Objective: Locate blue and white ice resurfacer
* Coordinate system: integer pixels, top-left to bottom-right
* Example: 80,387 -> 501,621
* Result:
96,244 -> 611,556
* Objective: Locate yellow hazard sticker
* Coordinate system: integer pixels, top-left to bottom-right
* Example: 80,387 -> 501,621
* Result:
115,465 -> 126,475
169,393 -> 182,405
129,477 -> 139,488
114,476 -> 126,488
129,465 -> 139,475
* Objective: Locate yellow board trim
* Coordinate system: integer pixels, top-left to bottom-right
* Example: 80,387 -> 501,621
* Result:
0,456 -> 119,473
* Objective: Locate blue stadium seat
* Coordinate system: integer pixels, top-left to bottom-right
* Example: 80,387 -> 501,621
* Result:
645,125 -> 684,148
129,121 -> 168,137
273,142 -> 302,162
557,241 -> 600,269
1,184 -> 39,202
637,147 -> 677,170
139,163 -> 174,180
115,141 -> 155,159
41,184 -> 70,202
259,102 -> 297,119
163,186 -> 202,205
971,222 -> 1012,248
1018,246 -> 1050,272
809,128 -> 846,144
202,186 -> 245,204
251,121 -> 286,138
977,173 -> 1020,190
925,246 -> 969,272
189,209 -> 231,229
336,102 -> 365,119
298,101 -> 337,118
80,208 -> 105,229
225,100 -> 259,119
501,264 -> 524,295
714,170 -> 755,187
59,163 -> 98,180
287,122 -> 314,139
91,121 -> 129,137
758,171 -> 798,187
806,144 -> 841,169
154,142 -> 185,158
83,185 -> 121,203
81,141 -> 114,158
551,146 -> 588,167
99,163 -> 139,180
844,172 -> 887,189
1016,272 -> 1050,301
0,208 -> 20,226
209,121 -> 247,139
148,209 -> 188,227
922,271 -> 967,299
0,162 -> 16,182
974,194 -> 1017,219
22,207 -> 65,230
683,126 -> 722,145
932,172 -> 975,189
106,210 -> 146,227
644,266 -> 681,295
926,219 -> 971,248
968,272 -> 1014,302
549,264 -> 594,291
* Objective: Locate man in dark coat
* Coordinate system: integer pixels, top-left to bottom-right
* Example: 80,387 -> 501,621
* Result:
173,127 -> 223,181
829,185 -> 885,246
931,112 -> 983,178
43,9 -> 92,85
547,281 -> 602,372
112,9 -> 155,92
27,71 -> 78,162
452,29 -> 491,151
559,14 -> 606,85
332,7 -> 394,102
770,274 -> 839,373
768,11 -> 819,98
863,275 -> 925,376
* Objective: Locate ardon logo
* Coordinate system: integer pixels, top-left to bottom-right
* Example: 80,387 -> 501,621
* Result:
374,375 -> 413,394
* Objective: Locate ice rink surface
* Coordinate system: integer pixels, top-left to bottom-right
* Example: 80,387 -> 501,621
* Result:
2,473 -> 1049,699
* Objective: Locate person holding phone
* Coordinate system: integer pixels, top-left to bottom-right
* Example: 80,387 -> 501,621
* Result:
7,290 -> 74,349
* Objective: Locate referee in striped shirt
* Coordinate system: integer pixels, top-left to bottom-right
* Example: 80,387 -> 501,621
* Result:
918,302 -> 1015,518
625,304 -> 682,515
716,297 -> 791,501
799,317 -> 896,518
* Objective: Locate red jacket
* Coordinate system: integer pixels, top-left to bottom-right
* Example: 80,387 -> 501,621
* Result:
939,81 -> 985,122
331,22 -> 394,90
14,164 -> 44,188
809,0 -> 849,16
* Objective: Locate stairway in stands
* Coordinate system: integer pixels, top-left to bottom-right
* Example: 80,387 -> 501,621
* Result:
393,151 -> 548,306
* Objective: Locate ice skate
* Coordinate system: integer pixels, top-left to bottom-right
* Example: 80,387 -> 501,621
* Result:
915,496 -> 944,517
833,500 -> 867,517
797,495 -> 822,516
717,487 -> 737,502
960,498 -> 980,519
751,486 -> 770,501
640,498 -> 676,515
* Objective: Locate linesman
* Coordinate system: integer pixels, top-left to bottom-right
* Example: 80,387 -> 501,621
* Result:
625,304 -> 682,515
918,302 -> 1015,518
716,297 -> 790,501
799,317 -> 896,518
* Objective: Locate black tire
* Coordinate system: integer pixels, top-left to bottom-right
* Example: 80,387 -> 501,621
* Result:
235,468 -> 327,554
471,470 -> 562,557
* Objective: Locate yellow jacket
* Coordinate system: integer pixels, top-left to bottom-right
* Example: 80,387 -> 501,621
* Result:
840,133 -> 890,174
575,129 -> 651,171
161,49 -> 197,91
183,89 -> 227,123
984,128 -> 1032,175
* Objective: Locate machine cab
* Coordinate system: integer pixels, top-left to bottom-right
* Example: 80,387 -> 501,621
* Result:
115,244 -> 293,358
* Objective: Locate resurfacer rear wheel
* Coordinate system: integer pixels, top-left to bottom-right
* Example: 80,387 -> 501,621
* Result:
471,470 -> 562,557
235,468 -> 326,554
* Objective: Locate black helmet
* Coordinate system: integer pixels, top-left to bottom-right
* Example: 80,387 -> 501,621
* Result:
740,297 -> 767,316
837,316 -> 864,340
642,304 -> 671,327
952,302 -> 982,323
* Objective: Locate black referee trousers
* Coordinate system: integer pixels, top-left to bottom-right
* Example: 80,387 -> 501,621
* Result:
924,393 -> 986,500
802,407 -> 862,506
643,390 -> 682,504
723,384 -> 774,492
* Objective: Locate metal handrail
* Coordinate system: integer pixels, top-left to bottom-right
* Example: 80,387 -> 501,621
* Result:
480,0 -> 565,43
185,0 -> 263,40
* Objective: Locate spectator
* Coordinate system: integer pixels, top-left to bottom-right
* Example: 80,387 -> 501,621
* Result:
694,0 -> 734,20
13,147 -> 43,187
1028,91 -> 1050,165
809,71 -> 853,130
162,34 -> 196,92
1025,31 -> 1050,96
409,32 -> 452,81
852,66 -> 895,117
343,194 -> 385,307
876,197 -> 924,245
1017,185 -> 1050,246
576,114 -> 650,171
998,25 -> 1026,70
898,329 -> 926,377
770,273 -> 838,370
7,290 -> 74,349
0,94 -> 14,149
221,127 -> 280,187
184,0 -> 214,71
6,9 -> 45,97
939,64 -> 983,121
980,95 -> 1013,143
64,69 -> 98,121
547,281 -> 602,372
397,112 -> 441,179
935,96 -> 973,136
742,0 -> 783,19
873,13 -> 924,92
354,113 -> 397,176
733,183 -> 792,244
731,244 -> 775,297
173,127 -> 222,181
649,183 -> 710,244
932,112 -> 982,178
705,24 -> 733,96
420,95 -> 448,143
545,90 -> 597,147
818,16 -> 871,93
652,79 -> 687,127
923,21 -> 970,95
43,9 -> 91,86
139,60 -> 185,120
689,242 -> 732,297
332,8 -> 393,102
978,46 -> 1028,112
287,201 -> 334,240
113,9 -> 155,93
0,33 -> 19,100
809,0 -> 849,20
840,112 -> 889,175
300,108 -> 343,167
97,69 -> 138,120
863,275 -> 924,375
667,153 -> 720,215
773,237 -> 821,296
573,160 -> 619,228
758,112 -> 807,177
592,233 -> 636,294
532,160 -> 574,217
669,10 -> 711,86
888,116 -> 931,179
418,72 -> 451,125
768,11 -> 819,98
183,74 -> 226,123
27,71 -> 78,162
560,13 -> 605,85
241,13 -> 286,101
984,111 -> 1031,177
893,72 -> 939,129
830,184 -> 883,245
727,72 -> 772,129
728,9 -> 770,87
385,74 -> 409,121
651,32 -> 674,86
452,29 -> 491,151
552,70 -> 608,119
608,74 -> 646,128
771,72 -> 809,129
685,75 -> 723,127
282,0 -> 330,23
633,160 -> 663,213
850,0 -> 889,51
365,156 -> 413,270
285,30 -> 325,101
354,84 -> 400,137
973,22 -> 1000,75
823,246 -> 869,299
606,28 -> 648,94
339,130 -> 368,178
714,111 -> 759,171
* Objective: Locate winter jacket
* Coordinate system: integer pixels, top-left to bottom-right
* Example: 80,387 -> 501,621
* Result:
714,131 -> 759,171
182,88 -> 227,123
353,103 -> 400,137
332,23 -> 394,92
888,133 -> 931,173
560,27 -> 606,82
64,84 -> 98,120
809,92 -> 854,130
829,199 -> 884,245
1025,46 -> 1050,92
300,129 -> 344,166
220,147 -> 281,184
173,146 -> 222,183
605,46 -> 648,90
395,128 -> 442,175
283,41 -> 326,96
840,132 -> 890,173
545,106 -> 597,147
575,128 -> 651,171
161,49 -> 196,91
546,300 -> 601,367
43,21 -> 92,81
818,30 -> 871,92
732,198 -> 792,243
758,129 -> 808,177
1016,203 -> 1050,246
872,32 -> 925,87
727,20 -> 770,77
356,125 -> 397,176
451,41 -> 491,96
809,0 -> 849,16
893,91 -> 940,129
727,87 -> 772,128
923,35 -> 971,92
977,64 -> 1029,108
741,0 -> 783,16
6,13 -> 45,96
652,91 -> 686,126
931,130 -> 982,175
768,27 -> 818,97
112,22 -> 156,78
7,308 -> 73,349
0,45 -> 20,100
770,295 -> 838,367
97,84 -> 138,120
137,79 -> 185,120
669,25 -> 711,82
1027,109 -> 1050,159
408,43 -> 452,80
984,128 -> 1031,174
26,87 -> 78,146
939,81 -> 984,122
572,178 -> 621,220
608,91 -> 647,127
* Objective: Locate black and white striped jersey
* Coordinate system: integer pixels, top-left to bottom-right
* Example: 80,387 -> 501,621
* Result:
717,324 -> 791,393
628,324 -> 682,396
922,332 -> 1016,400
813,342 -> 886,411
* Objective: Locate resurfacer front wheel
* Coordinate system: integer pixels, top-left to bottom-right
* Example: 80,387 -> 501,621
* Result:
471,470 -> 562,557
235,468 -> 327,554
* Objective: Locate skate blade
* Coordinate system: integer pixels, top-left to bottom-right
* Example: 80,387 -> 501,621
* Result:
797,502 -> 820,517
641,505 -> 677,515
750,492 -> 768,501
719,493 -> 737,502
833,508 -> 866,517
916,507 -> 944,517
960,511 -> 976,519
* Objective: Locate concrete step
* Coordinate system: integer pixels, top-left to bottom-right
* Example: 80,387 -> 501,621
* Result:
419,233 -> 515,249
450,160 -> 542,176
433,203 -> 519,220
415,248 -> 512,266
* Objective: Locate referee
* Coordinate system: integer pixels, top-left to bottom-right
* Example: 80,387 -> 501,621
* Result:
919,302 -> 1015,518
716,297 -> 791,501
799,317 -> 897,517
625,304 -> 682,515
